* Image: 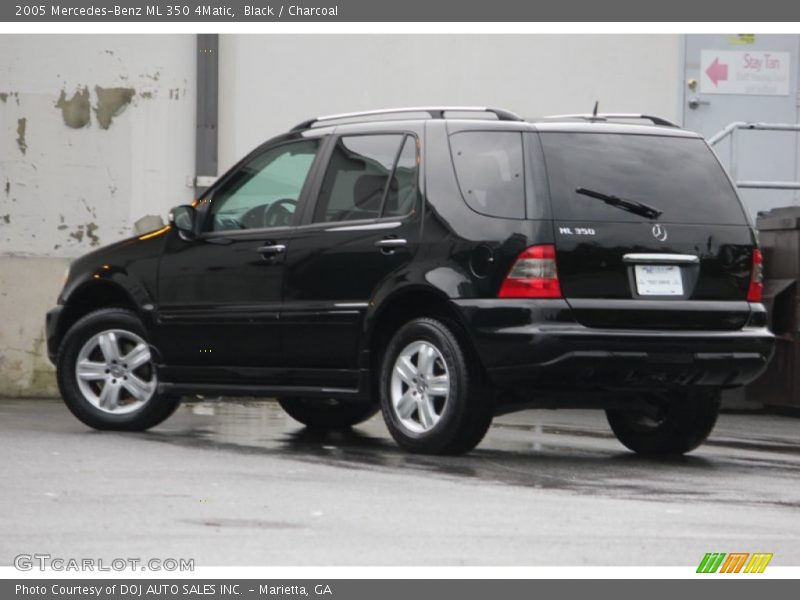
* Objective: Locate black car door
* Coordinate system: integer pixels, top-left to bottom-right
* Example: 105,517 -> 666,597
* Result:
279,129 -> 423,373
153,136 -> 325,382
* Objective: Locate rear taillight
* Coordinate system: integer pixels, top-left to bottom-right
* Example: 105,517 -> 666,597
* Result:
498,244 -> 562,299
746,248 -> 764,303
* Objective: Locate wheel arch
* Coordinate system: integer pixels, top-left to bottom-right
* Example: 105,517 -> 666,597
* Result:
55,278 -> 146,355
363,285 -> 484,401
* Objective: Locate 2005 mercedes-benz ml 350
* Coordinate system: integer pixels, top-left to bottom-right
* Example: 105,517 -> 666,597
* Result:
46,107 -> 775,455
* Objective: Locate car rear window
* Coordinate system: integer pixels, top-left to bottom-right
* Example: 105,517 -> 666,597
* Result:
539,132 -> 748,225
449,131 -> 525,219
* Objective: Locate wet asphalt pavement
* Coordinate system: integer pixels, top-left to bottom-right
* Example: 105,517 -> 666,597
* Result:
1,397 -> 799,566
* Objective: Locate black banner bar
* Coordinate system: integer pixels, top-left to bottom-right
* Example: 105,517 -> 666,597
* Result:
3,0 -> 800,22
4,579 -> 799,600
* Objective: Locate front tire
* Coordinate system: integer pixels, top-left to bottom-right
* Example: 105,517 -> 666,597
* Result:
277,397 -> 377,430
606,389 -> 721,455
379,317 -> 493,455
56,308 -> 180,431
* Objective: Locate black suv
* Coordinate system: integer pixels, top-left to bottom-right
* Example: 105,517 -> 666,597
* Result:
46,107 -> 774,455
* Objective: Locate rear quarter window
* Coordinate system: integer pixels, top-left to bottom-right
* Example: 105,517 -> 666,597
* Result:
449,131 -> 525,219
539,132 -> 748,225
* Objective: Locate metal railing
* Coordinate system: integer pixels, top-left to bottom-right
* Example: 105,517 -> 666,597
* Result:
708,122 -> 800,190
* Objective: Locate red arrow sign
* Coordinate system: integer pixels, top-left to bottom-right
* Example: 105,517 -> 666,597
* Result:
705,57 -> 729,87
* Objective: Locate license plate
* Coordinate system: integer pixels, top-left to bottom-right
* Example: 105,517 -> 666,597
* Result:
634,265 -> 683,296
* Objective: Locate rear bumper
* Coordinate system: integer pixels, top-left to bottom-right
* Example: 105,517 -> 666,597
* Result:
454,299 -> 775,390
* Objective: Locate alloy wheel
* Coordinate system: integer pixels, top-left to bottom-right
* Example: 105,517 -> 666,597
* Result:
74,329 -> 157,414
390,340 -> 451,434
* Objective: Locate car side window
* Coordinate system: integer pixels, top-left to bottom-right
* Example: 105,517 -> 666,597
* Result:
449,131 -> 525,219
207,139 -> 319,232
313,134 -> 418,223
383,136 -> 418,218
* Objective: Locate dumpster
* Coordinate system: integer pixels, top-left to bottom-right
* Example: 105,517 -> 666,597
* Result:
746,206 -> 800,409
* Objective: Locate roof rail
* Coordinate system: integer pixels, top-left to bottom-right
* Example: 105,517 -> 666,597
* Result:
291,106 -> 524,131
540,113 -> 680,128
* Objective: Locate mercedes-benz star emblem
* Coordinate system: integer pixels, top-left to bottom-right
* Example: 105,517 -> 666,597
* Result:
652,224 -> 668,242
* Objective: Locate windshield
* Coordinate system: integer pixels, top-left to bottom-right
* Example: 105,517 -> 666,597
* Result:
540,132 -> 748,225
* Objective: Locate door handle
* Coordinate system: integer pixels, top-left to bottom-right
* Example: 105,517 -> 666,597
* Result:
375,238 -> 407,249
623,253 -> 699,265
687,96 -> 710,110
257,244 -> 286,255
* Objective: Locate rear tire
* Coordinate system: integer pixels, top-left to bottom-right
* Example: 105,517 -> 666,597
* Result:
606,389 -> 721,455
57,308 -> 181,431
379,317 -> 493,455
277,397 -> 378,430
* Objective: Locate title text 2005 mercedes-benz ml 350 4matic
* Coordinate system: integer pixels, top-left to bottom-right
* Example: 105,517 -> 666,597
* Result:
46,107 -> 775,455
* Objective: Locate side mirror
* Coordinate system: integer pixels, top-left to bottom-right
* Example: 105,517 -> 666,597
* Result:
169,205 -> 197,239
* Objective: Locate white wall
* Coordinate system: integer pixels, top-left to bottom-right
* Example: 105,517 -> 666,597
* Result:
0,34 -> 196,395
218,34 -> 682,170
0,256 -> 69,396
0,35 -> 197,258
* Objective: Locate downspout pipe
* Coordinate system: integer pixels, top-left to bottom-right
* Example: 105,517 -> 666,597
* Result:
194,34 -> 219,196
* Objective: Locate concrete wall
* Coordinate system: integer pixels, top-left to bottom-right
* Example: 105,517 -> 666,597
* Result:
0,35 -> 196,396
0,256 -> 69,396
218,34 -> 682,169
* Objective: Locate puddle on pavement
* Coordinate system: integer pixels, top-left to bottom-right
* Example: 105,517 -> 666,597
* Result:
182,517 -> 303,530
4,398 -> 799,508
127,399 -> 800,508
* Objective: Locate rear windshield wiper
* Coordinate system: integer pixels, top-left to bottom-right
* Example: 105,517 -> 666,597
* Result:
575,187 -> 663,220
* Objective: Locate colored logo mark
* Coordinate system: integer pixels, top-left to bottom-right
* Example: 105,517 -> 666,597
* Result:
697,552 -> 773,573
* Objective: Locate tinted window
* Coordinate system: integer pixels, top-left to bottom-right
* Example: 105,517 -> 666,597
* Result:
314,134 -> 417,223
209,140 -> 318,231
539,133 -> 747,225
384,136 -> 418,218
449,131 -> 525,219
